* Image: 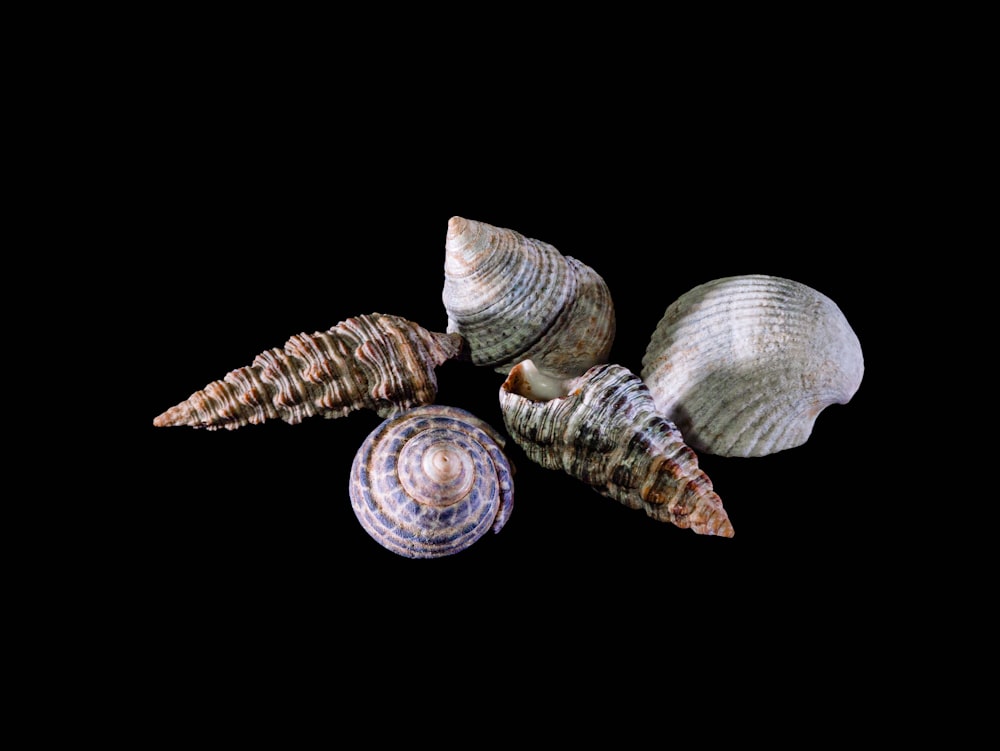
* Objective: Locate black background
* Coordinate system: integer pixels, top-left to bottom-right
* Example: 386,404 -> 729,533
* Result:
99,5 -> 1000,735
142,54 -> 896,678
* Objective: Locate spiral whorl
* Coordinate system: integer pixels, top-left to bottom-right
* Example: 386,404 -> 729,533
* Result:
443,217 -> 615,378
500,360 -> 734,537
350,405 -> 515,558
153,313 -> 464,430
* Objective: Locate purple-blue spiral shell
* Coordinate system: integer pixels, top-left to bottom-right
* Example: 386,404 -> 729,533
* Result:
349,404 -> 515,558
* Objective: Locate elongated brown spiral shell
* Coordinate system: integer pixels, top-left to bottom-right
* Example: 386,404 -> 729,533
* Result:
153,313 -> 464,430
350,405 -> 515,558
442,216 -> 616,378
499,360 -> 733,537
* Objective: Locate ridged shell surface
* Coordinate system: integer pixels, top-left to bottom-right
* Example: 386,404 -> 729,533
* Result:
350,405 -> 515,559
153,313 -> 464,430
499,360 -> 734,537
442,217 -> 616,378
640,275 -> 864,457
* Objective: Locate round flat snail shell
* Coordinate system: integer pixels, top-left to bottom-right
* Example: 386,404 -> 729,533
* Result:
350,404 -> 515,559
640,274 -> 864,457
499,359 -> 734,538
442,216 -> 616,378
153,312 -> 464,430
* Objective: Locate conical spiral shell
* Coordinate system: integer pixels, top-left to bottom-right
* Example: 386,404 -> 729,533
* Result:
640,275 -> 864,457
442,216 -> 616,378
153,313 -> 464,430
350,405 -> 515,559
499,360 -> 734,538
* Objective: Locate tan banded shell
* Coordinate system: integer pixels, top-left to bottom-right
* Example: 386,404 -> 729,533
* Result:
499,360 -> 734,537
153,312 -> 464,430
350,404 -> 515,558
442,216 -> 615,378
640,274 -> 864,457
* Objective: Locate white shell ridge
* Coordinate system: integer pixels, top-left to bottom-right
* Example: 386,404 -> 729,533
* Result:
640,275 -> 864,457
350,405 -> 515,558
499,360 -> 734,537
442,216 -> 615,378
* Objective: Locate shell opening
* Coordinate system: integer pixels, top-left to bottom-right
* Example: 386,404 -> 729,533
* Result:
502,360 -> 571,402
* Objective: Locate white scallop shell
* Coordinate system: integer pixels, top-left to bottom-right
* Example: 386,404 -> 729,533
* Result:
350,404 -> 515,558
442,216 -> 615,378
640,275 -> 864,457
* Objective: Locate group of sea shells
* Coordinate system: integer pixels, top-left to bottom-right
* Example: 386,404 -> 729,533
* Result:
154,216 -> 864,557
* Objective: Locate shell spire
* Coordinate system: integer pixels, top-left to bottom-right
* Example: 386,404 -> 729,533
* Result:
154,312 -> 464,430
499,360 -> 734,537
443,217 -> 615,378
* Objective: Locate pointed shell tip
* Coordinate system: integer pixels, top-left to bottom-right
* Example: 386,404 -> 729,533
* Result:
153,405 -> 184,428
446,216 -> 468,243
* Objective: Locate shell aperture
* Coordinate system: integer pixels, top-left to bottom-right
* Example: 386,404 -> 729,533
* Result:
350,405 -> 515,559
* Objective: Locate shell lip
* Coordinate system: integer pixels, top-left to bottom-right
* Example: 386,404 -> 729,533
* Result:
501,360 -> 572,402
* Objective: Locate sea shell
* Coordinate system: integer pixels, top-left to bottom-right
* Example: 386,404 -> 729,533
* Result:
442,216 -> 616,378
350,404 -> 515,558
153,312 -> 464,430
640,274 -> 864,457
499,359 -> 734,537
